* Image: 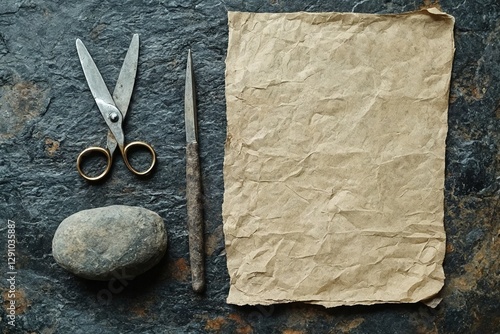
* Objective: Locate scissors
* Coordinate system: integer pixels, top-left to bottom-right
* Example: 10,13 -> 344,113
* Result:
75,34 -> 156,181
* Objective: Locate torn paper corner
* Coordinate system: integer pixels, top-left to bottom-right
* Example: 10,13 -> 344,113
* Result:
424,6 -> 454,18
223,9 -> 454,308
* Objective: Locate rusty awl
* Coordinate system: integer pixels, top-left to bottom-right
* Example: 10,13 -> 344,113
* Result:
184,49 -> 205,293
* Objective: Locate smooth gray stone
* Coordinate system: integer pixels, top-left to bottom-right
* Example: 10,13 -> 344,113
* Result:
52,205 -> 167,281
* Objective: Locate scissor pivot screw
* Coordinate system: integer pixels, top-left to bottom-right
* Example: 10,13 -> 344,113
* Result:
109,112 -> 120,122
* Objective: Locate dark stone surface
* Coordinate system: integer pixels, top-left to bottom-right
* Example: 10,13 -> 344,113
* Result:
0,0 -> 498,333
52,205 -> 167,281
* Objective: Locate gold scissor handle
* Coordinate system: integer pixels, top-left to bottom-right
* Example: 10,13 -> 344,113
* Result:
76,146 -> 112,181
122,141 -> 156,176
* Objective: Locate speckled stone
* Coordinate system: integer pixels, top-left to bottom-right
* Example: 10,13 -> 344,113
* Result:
52,205 -> 167,281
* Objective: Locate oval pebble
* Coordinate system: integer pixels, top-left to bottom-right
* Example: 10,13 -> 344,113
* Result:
52,205 -> 167,280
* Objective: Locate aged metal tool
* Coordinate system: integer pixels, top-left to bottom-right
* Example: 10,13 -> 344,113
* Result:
185,49 -> 205,293
75,34 -> 156,181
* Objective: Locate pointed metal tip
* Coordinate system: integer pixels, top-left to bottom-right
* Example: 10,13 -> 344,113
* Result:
75,39 -> 87,55
129,34 -> 139,50
186,48 -> 194,75
185,48 -> 197,143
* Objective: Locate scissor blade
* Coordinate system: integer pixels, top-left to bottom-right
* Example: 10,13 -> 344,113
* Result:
77,39 -> 125,153
185,49 -> 197,143
113,34 -> 139,118
76,39 -> 116,109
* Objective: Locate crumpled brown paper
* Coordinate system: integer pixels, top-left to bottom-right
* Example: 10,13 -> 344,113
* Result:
223,9 -> 455,307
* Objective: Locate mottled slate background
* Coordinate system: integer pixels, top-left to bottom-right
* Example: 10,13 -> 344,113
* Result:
0,0 -> 499,333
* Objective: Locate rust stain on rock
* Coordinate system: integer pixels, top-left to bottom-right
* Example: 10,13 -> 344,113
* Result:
461,247 -> 493,290
205,316 -> 227,331
282,330 -> 305,334
450,225 -> 499,292
129,305 -> 148,318
420,0 -> 441,10
45,138 -> 60,156
129,300 -> 154,318
336,318 -> 365,333
451,69 -> 491,105
205,314 -> 253,334
129,301 -> 150,318
471,86 -> 486,100
2,288 -> 30,315
90,24 -> 107,40
170,258 -> 190,282
228,313 -> 253,334
0,81 -> 48,141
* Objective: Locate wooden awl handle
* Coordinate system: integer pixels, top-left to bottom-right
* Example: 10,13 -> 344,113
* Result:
186,141 -> 205,293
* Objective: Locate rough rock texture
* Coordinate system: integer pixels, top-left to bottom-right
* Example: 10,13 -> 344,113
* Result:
0,0 -> 499,333
52,205 -> 167,281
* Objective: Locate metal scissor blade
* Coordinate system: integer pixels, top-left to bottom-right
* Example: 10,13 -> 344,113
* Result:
185,49 -> 198,143
76,39 -> 116,109
76,39 -> 125,152
112,34 -> 139,118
